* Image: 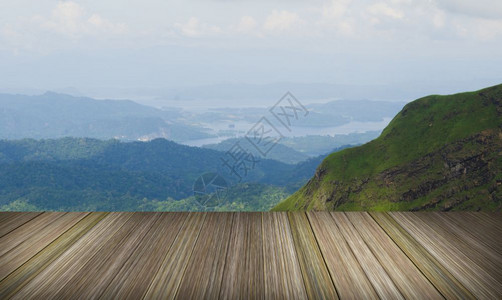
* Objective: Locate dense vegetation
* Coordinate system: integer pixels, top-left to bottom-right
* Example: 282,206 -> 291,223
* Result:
274,84 -> 502,211
0,138 -> 326,211
138,183 -> 291,212
204,137 -> 309,164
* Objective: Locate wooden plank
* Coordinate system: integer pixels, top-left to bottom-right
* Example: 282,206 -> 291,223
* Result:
219,212 -> 265,300
444,212 -> 502,255
345,212 -> 442,300
307,211 -> 378,299
287,212 -> 338,300
422,212 -> 502,281
9,212 -> 130,299
0,212 -> 64,258
370,212 -> 473,299
144,212 -> 207,299
0,212 -> 108,299
100,213 -> 188,299
475,212 -> 502,231
54,212 -> 160,299
0,212 -> 87,282
262,212 -> 307,300
0,212 -> 499,299
175,213 -> 234,299
0,212 -> 41,239
391,212 -> 502,299
0,212 -> 16,223
333,212 -> 404,299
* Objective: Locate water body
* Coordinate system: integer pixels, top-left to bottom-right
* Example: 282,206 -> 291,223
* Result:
181,118 -> 392,147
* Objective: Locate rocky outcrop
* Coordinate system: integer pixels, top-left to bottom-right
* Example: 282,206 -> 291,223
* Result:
313,130 -> 502,211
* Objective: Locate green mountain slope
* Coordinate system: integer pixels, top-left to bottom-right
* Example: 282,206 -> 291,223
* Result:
273,84 -> 502,211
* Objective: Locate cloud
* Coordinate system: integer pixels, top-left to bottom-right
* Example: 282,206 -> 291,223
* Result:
432,10 -> 446,29
317,0 -> 356,36
263,10 -> 304,33
1,0 -> 502,56
367,2 -> 404,20
236,16 -> 258,32
322,0 -> 353,19
174,17 -> 222,37
87,14 -> 127,34
0,1 -> 129,53
40,2 -> 127,37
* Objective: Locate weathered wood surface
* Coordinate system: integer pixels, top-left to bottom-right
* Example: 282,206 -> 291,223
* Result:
0,212 -> 500,299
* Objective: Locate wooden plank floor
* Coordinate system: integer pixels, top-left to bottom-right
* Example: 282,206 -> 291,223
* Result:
0,212 -> 500,299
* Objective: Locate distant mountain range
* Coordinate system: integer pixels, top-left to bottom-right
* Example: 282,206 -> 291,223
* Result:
0,91 -> 404,141
274,84 -> 502,211
0,92 -> 211,142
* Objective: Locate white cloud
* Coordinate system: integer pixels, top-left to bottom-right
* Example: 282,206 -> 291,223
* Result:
0,0 -> 128,53
87,14 -> 127,34
263,10 -> 303,33
174,17 -> 222,37
39,2 -> 126,37
317,0 -> 356,37
432,11 -> 446,29
322,0 -> 353,19
1,0 -> 502,56
237,16 -> 258,33
367,2 -> 404,20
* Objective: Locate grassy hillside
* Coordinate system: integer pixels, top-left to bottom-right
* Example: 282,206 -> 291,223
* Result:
274,84 -> 502,211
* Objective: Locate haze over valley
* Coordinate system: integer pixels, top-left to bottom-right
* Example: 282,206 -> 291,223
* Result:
0,0 -> 500,212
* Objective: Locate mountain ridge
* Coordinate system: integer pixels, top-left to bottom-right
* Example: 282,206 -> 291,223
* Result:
0,92 -> 211,142
273,84 -> 502,211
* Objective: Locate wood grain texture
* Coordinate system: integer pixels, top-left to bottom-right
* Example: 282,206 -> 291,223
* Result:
0,212 -> 41,239
0,212 -> 108,299
445,212 -> 502,256
391,212 -> 502,299
0,212 -> 64,258
145,212 -> 206,299
0,212 -> 87,282
476,212 -> 502,232
262,212 -> 307,300
345,212 -> 442,300
308,211 -> 378,299
220,212 -> 264,300
101,212 -> 188,299
333,212 -> 404,299
54,212 -> 160,299
287,212 -> 338,300
175,212 -> 234,299
370,212 -> 474,299
0,212 -> 500,300
10,212 -> 131,299
0,212 -> 16,224
422,212 -> 502,281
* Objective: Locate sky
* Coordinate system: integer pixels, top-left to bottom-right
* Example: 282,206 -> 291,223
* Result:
0,0 -> 501,103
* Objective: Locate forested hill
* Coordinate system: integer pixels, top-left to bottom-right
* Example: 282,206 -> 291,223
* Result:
274,84 -> 502,211
0,138 -> 323,211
